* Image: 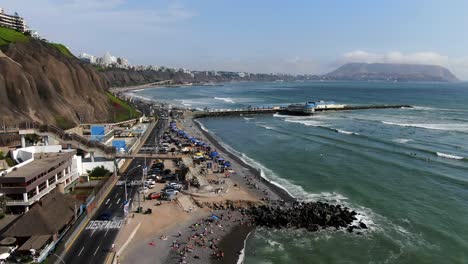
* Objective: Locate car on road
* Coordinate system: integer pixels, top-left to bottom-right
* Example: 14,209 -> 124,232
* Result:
145,179 -> 156,185
147,183 -> 156,189
148,192 -> 162,200
164,189 -> 179,196
98,211 -> 112,221
166,182 -> 183,190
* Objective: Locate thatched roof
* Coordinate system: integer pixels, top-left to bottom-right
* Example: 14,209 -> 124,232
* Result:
4,191 -> 79,237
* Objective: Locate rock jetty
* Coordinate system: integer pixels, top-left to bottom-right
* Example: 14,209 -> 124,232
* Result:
247,201 -> 367,233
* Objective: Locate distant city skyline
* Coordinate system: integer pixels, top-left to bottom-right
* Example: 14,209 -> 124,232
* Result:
3,0 -> 468,79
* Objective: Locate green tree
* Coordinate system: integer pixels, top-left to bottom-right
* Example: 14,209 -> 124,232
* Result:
87,165 -> 111,177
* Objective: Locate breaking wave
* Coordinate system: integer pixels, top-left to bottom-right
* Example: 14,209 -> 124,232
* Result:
334,129 -> 359,135
213,138 -> 377,231
381,121 -> 468,132
214,97 -> 236,103
393,138 -> 413,144
436,152 -> 465,160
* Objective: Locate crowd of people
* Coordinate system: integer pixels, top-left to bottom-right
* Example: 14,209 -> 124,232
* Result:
164,210 -> 253,263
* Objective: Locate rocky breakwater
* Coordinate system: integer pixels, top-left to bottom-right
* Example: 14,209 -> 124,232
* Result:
247,201 -> 368,233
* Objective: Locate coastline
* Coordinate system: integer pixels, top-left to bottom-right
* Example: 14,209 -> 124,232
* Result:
117,94 -> 294,264
181,115 -> 296,263
110,81 -> 223,93
191,117 -> 295,203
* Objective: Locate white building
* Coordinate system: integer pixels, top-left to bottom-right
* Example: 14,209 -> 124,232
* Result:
79,53 -> 97,64
0,145 -> 82,213
0,8 -> 27,32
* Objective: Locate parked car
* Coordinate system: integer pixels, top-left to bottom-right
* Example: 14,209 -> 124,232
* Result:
164,189 -> 179,196
166,182 -> 183,190
145,179 -> 156,185
148,183 -> 156,189
140,187 -> 149,194
148,192 -> 162,200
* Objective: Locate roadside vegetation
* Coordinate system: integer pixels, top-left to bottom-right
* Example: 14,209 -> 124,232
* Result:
106,91 -> 141,122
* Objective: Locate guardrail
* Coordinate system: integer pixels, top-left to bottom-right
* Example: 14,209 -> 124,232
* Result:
4,121 -> 116,155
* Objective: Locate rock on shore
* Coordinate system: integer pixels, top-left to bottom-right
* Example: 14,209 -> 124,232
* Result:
247,201 -> 367,232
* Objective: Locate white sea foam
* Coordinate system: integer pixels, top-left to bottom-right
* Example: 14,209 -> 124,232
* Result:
214,97 -> 236,103
243,117 -> 255,121
175,99 -> 192,107
214,138 -> 377,231
194,120 -> 211,133
436,152 -> 465,160
381,121 -> 468,132
411,106 -> 468,112
236,230 -> 253,264
393,138 -> 413,144
334,129 -> 358,135
256,124 -> 274,130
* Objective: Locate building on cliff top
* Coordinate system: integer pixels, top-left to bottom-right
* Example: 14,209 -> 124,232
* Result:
0,8 -> 27,32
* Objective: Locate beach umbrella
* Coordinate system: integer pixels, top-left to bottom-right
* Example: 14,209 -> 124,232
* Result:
211,215 -> 221,221
210,151 -> 219,158
224,161 -> 232,167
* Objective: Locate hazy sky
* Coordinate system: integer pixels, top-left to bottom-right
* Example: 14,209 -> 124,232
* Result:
3,0 -> 468,79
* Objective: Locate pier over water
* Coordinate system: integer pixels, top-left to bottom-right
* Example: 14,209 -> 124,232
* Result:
192,104 -> 413,118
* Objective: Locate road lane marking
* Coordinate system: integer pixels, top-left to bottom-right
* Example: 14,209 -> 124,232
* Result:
104,229 -> 109,237
85,220 -> 125,230
78,246 -> 85,256
94,246 -> 100,256
116,198 -> 121,204
105,199 -> 110,205
114,193 -> 119,198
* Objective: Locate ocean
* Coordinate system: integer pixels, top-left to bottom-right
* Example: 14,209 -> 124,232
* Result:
134,81 -> 468,264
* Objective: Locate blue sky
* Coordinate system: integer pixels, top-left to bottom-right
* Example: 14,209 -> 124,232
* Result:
3,0 -> 468,78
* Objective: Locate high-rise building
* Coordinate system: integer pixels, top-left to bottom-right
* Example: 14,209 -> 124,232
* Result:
0,8 -> 27,32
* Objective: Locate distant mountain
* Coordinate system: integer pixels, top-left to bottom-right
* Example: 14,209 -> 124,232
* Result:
325,63 -> 459,82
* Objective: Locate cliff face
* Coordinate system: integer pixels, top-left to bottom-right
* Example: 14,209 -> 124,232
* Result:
325,63 -> 459,82
100,68 -> 315,87
100,68 -> 192,87
0,40 -> 114,127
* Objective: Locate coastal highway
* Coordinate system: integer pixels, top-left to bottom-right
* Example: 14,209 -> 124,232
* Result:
62,117 -> 169,264
62,158 -> 146,264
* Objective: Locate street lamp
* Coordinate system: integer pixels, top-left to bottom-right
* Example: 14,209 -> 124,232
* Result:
124,165 -> 141,202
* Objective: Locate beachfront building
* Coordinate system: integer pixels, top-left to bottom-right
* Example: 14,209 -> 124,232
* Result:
0,8 -> 27,32
3,191 -> 82,263
0,145 -> 82,213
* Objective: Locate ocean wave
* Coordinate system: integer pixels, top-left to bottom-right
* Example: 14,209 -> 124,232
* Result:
194,120 -> 211,133
334,129 -> 359,135
243,117 -> 255,121
381,121 -> 468,132
175,99 -> 193,107
236,230 -> 253,264
214,97 -> 236,103
436,152 -> 465,160
256,124 -> 274,130
411,106 -> 468,112
214,138 -> 377,231
393,138 -> 413,144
